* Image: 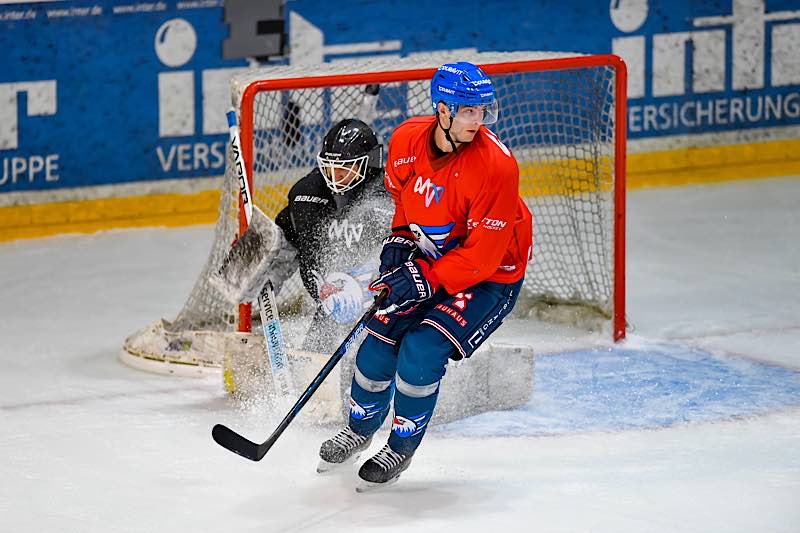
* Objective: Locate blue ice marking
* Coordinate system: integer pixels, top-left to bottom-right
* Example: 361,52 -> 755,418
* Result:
438,345 -> 800,437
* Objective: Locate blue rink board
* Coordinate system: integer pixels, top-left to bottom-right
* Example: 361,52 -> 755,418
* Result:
437,345 -> 800,437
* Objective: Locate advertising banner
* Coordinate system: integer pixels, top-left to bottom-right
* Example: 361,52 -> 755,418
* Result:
1,1 -> 245,194
1,1 -> 798,198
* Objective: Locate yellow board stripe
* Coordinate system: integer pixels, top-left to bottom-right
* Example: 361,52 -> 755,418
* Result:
628,137 -> 800,188
0,190 -> 221,242
1,138 -> 799,243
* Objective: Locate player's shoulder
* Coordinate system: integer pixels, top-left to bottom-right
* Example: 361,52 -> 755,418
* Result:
390,116 -> 436,145
468,127 -> 518,172
398,115 -> 437,130
288,169 -> 334,208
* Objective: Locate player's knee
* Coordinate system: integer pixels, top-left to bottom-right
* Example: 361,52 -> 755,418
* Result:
396,324 -> 452,388
353,332 -> 397,389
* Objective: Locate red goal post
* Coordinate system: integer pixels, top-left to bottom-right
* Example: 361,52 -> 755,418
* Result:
235,53 -> 627,341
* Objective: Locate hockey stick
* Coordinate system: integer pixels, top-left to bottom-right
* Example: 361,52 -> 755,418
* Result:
212,290 -> 387,461
226,109 -> 295,399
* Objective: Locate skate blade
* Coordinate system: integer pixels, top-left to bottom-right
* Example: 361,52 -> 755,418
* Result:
316,452 -> 363,474
355,474 -> 400,493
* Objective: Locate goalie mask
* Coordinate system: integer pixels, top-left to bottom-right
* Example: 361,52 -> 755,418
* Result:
317,119 -> 383,194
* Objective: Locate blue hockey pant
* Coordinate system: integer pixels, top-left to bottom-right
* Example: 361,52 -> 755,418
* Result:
348,278 -> 523,455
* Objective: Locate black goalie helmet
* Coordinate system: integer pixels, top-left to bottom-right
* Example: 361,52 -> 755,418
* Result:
316,119 -> 383,194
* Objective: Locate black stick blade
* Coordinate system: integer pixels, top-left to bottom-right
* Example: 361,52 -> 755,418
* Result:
212,424 -> 266,461
210,293 -> 387,464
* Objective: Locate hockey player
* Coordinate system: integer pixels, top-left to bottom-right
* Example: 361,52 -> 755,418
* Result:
275,118 -> 389,352
212,117 -> 390,353
318,62 -> 533,490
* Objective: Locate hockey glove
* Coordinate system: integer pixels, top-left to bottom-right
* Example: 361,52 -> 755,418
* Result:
368,259 -> 439,315
209,206 -> 296,303
378,228 -> 418,274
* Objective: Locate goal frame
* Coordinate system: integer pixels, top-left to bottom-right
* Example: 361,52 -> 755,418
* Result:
236,54 -> 628,341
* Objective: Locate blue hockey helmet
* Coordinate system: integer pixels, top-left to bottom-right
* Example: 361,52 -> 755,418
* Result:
430,62 -> 498,124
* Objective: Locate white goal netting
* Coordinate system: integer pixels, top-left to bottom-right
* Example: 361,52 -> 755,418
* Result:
122,51 -> 626,376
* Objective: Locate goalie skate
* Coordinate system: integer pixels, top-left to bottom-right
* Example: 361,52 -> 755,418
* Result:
355,444 -> 413,493
316,426 -> 373,474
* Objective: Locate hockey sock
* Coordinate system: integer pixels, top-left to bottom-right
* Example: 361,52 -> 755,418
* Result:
348,378 -> 393,437
388,385 -> 439,456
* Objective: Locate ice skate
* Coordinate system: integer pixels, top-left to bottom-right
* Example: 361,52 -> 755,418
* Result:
316,426 -> 373,474
355,444 -> 413,492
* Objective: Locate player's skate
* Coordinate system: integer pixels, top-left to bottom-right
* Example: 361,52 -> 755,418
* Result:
356,444 -> 413,492
317,426 -> 373,474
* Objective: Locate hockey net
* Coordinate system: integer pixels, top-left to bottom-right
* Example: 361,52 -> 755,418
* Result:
121,51 -> 627,376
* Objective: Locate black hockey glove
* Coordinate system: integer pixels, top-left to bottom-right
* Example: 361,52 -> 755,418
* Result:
369,258 -> 439,315
378,227 -> 418,274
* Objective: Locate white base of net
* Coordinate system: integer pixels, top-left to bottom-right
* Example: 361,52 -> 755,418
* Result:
119,319 -> 226,378
221,337 -> 536,428
119,316 -> 536,427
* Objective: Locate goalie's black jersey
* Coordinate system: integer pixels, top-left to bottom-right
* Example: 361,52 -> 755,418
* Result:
274,168 -> 392,305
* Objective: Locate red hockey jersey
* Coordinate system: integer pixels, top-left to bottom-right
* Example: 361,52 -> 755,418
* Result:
384,116 -> 533,294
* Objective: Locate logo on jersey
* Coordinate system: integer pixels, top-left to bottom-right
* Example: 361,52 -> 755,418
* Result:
393,155 -> 416,167
372,313 -> 390,325
294,195 -> 329,205
392,411 -> 430,438
413,176 -> 445,207
328,219 -> 364,248
467,217 -> 508,231
315,264 -> 374,323
408,222 -> 459,259
409,222 -> 458,259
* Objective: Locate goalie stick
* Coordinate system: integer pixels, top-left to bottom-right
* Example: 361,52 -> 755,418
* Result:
225,109 -> 295,399
212,290 -> 387,461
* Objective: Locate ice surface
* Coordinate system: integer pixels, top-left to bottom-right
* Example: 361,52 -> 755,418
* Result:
443,344 -> 800,437
0,177 -> 798,532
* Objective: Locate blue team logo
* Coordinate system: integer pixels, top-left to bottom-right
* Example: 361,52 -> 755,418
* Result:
392,412 -> 430,438
409,222 -> 459,259
349,398 -> 382,420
